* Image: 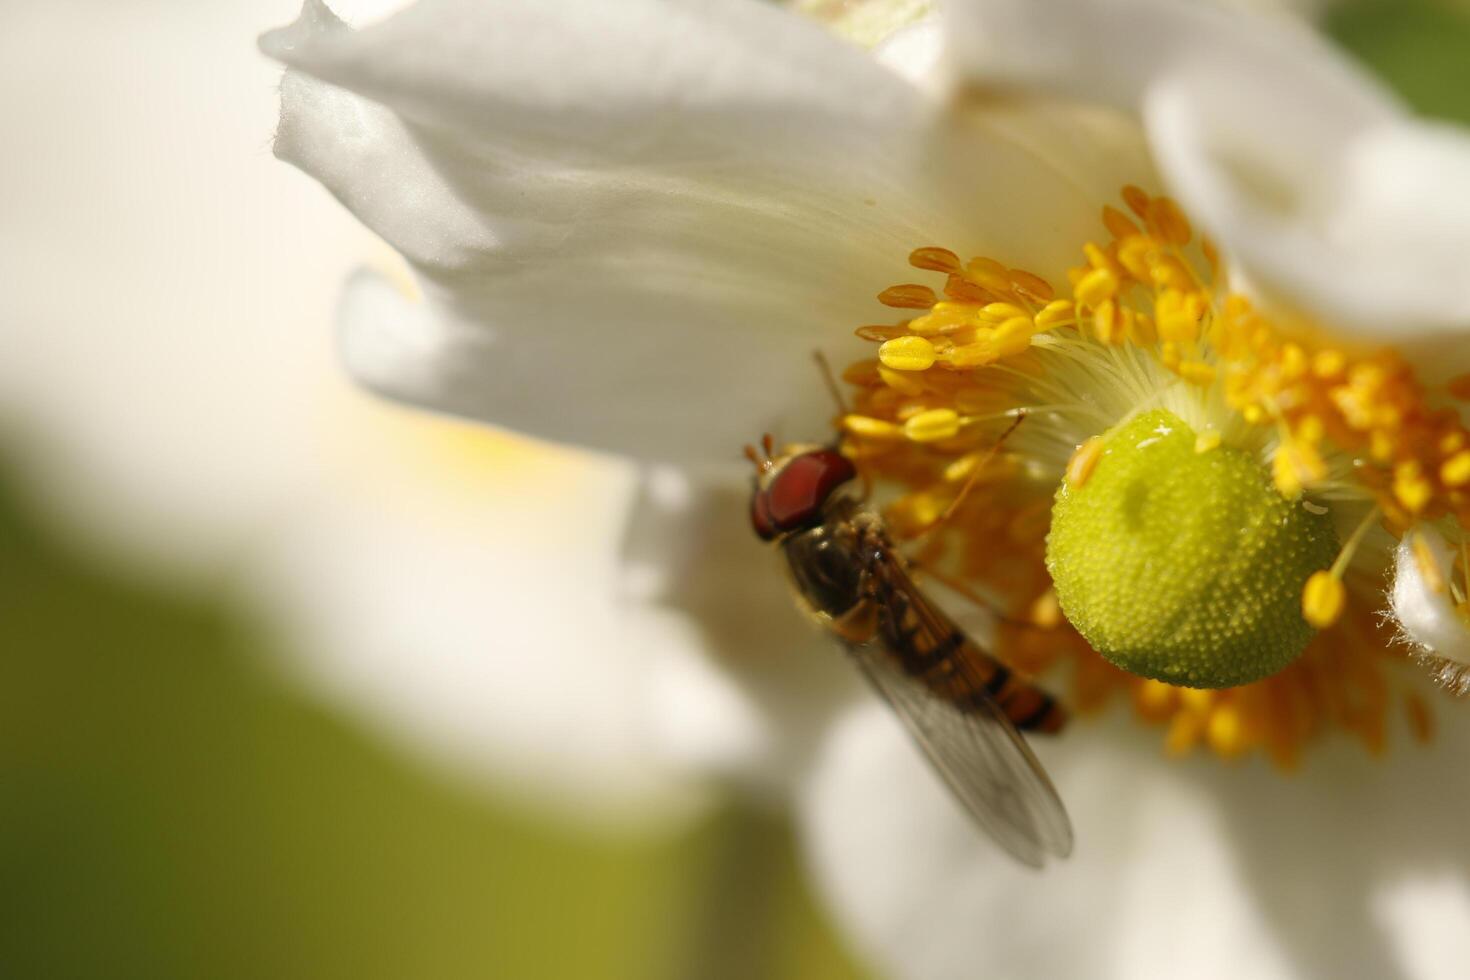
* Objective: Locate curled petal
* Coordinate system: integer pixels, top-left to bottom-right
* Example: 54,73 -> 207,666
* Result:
1391,527 -> 1470,687
947,0 -> 1470,357
264,0 -> 1134,463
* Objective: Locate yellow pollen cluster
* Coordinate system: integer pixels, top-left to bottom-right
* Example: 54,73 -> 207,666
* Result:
835,185 -> 1467,765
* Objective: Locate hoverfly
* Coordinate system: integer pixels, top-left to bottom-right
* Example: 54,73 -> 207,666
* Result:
747,429 -> 1073,867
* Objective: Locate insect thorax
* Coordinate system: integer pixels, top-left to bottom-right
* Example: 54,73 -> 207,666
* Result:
780,501 -> 872,626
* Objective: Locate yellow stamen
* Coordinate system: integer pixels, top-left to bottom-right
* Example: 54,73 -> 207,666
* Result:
1302,571 -> 1345,629
1441,450 -> 1470,488
904,408 -> 961,443
1178,361 -> 1216,388
838,185 -> 1456,768
843,415 -> 904,440
878,283 -> 937,309
1065,437 -> 1105,488
1075,268 -> 1118,309
908,246 -> 962,274
877,365 -> 926,396
878,335 -> 937,371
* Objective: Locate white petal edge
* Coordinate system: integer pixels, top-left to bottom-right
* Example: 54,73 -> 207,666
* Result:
1391,527 -> 1470,667
946,0 -> 1470,351
620,464 -> 865,793
265,0 -> 1143,464
797,704 -> 1295,980
800,698 -> 1470,980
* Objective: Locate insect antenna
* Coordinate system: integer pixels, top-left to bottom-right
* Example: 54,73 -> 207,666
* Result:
811,349 -> 873,499
744,435 -> 776,473
812,350 -> 849,416
908,411 -> 1027,541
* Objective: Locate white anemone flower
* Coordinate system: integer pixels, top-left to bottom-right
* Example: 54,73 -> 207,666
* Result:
1,0 -> 693,827
263,0 -> 1470,978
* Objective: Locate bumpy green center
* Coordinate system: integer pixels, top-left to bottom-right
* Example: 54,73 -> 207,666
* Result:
1045,410 -> 1338,688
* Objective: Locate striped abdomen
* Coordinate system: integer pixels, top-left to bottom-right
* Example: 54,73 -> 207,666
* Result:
875,581 -> 1067,735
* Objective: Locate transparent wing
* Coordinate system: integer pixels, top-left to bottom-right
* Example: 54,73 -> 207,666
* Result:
848,547 -> 1073,868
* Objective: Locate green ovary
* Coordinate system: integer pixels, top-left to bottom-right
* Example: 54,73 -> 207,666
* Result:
1045,410 -> 1338,689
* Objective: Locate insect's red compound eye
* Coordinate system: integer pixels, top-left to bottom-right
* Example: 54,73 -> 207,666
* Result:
750,488 -> 777,541
767,450 -> 856,531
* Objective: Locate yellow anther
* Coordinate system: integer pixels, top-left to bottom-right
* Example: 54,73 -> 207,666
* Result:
1101,204 -> 1141,241
1280,344 -> 1309,380
1369,430 -> 1396,463
1082,242 -> 1121,278
1127,311 -> 1158,346
942,275 -> 992,303
1206,703 -> 1246,758
964,257 -> 1013,294
980,302 -> 1029,323
1178,361 -> 1217,388
1412,531 -> 1448,594
909,246 -> 962,274
1029,590 -> 1063,629
946,342 -> 996,369
1272,440 -> 1326,498
1201,236 -> 1220,274
878,283 -> 938,309
1194,430 -> 1222,454
843,415 -> 904,440
1035,299 -> 1075,329
889,491 -> 946,533
1134,679 -> 1179,721
1441,450 -> 1470,488
839,359 -> 880,386
1181,688 -> 1216,712
1148,196 -> 1192,246
1065,436 -> 1105,488
943,450 -> 984,483
855,324 -> 906,343
1312,349 -> 1347,380
1092,299 -> 1122,344
903,313 -> 943,336
1394,461 -> 1434,514
1296,414 -> 1325,445
1302,570 -> 1346,629
1117,235 -> 1153,280
1156,290 -> 1200,343
877,365 -> 926,396
1075,268 -> 1119,309
1121,184 -> 1151,218
1008,268 -> 1054,301
1150,255 -> 1192,291
994,314 -> 1036,339
878,335 -> 937,371
904,408 -> 962,443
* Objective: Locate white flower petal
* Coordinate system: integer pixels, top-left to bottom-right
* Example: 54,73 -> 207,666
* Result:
1391,527 -> 1470,668
944,0 -> 1384,115
801,700 -> 1470,980
947,0 -> 1470,348
621,466 -> 864,792
265,0 -> 1136,463
253,438 -> 707,825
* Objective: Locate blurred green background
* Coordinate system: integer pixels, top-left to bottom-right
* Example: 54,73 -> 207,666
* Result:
0,459 -> 864,980
4,1 -> 1470,979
